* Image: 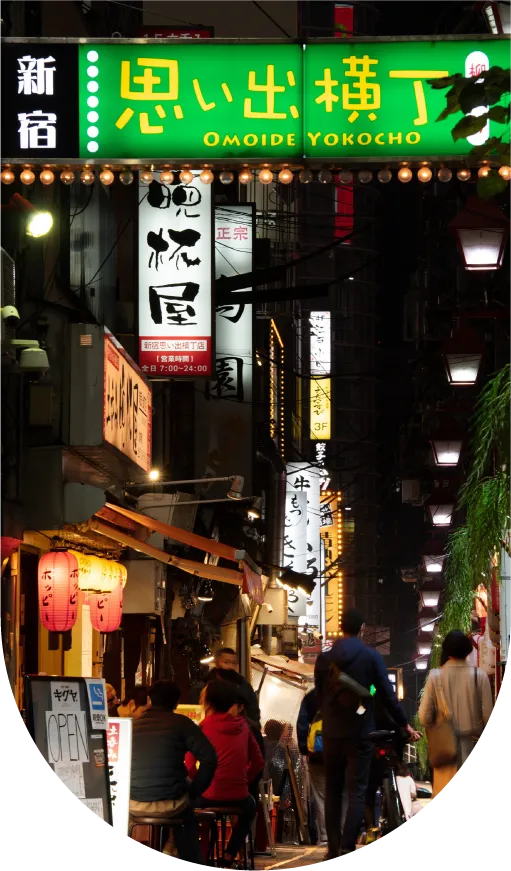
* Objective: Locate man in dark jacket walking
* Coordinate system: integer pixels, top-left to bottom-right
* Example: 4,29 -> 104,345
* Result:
296,689 -> 327,848
206,647 -> 261,727
130,680 -> 217,863
315,610 -> 420,858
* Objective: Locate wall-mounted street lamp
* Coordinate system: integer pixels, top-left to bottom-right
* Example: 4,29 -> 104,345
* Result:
442,325 -> 485,386
415,657 -> 429,671
2,192 -> 54,238
421,540 -> 446,574
449,197 -> 509,272
430,420 -> 463,467
420,588 -> 441,610
426,495 -> 455,527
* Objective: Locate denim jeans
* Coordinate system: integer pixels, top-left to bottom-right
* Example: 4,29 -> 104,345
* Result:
323,739 -> 373,855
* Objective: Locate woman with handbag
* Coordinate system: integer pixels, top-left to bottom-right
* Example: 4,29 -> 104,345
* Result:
419,631 -> 493,797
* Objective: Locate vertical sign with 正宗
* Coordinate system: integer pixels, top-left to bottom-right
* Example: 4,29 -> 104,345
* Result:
194,205 -> 254,495
286,463 -> 321,624
107,717 -> 132,833
1,43 -> 79,159
138,170 -> 212,377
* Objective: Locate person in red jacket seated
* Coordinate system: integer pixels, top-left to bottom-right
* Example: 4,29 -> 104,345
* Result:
186,680 -> 264,867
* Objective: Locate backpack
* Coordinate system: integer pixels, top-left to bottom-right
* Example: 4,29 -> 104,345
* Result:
307,712 -> 323,754
325,659 -> 372,713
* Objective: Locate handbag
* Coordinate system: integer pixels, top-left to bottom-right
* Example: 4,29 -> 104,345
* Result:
426,671 -> 458,767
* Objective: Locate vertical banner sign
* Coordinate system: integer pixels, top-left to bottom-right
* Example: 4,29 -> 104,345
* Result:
310,312 -> 331,443
103,334 -> 152,472
321,493 -> 343,638
138,170 -> 213,377
1,43 -> 79,159
107,717 -> 132,832
286,463 -> 321,624
310,312 -> 331,375
194,204 -> 254,495
284,490 -> 307,618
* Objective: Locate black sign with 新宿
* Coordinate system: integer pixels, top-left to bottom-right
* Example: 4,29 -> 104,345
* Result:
1,43 -> 79,160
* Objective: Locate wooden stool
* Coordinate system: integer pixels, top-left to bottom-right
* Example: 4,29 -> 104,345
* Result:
128,815 -> 184,853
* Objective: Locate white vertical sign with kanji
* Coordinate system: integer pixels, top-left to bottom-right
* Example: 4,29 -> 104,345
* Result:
286,463 -> 322,624
138,170 -> 212,377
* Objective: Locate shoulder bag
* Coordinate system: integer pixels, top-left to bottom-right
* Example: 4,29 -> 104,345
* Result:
426,670 -> 457,767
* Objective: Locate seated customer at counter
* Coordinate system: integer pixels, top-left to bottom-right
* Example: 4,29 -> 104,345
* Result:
187,681 -> 264,867
130,680 -> 217,864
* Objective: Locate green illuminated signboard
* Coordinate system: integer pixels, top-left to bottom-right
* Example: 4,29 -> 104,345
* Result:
79,43 -> 303,160
2,38 -> 508,163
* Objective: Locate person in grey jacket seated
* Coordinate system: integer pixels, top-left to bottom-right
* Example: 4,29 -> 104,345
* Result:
129,679 -> 217,863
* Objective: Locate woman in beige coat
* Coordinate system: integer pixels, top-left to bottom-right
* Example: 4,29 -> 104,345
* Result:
419,630 -> 493,796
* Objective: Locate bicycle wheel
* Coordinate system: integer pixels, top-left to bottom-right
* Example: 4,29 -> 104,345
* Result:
381,775 -> 406,834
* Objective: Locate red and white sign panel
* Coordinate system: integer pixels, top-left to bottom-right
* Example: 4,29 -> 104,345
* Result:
137,26 -> 214,39
138,170 -> 213,377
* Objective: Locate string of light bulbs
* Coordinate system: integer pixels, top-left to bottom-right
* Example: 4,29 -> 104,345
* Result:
2,164 -> 510,187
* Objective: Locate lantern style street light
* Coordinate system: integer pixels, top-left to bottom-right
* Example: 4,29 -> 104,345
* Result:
426,495 -> 455,527
484,1 -> 511,33
417,637 -> 433,656
415,657 -> 429,671
422,540 -> 446,574
449,197 -> 509,271
442,325 -> 485,386
420,588 -> 441,610
419,610 -> 438,632
430,419 -> 463,467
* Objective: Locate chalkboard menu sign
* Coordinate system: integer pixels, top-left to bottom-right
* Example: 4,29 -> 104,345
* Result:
24,676 -> 113,825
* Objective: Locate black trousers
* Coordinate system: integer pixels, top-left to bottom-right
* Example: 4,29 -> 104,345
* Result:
323,738 -> 373,855
195,795 -> 256,859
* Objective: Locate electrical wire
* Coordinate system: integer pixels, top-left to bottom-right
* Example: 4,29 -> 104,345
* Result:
251,1 -> 292,37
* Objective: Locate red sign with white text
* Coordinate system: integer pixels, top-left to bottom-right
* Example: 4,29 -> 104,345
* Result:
139,337 -> 211,376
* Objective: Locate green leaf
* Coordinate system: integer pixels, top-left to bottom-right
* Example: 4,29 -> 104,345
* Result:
477,169 -> 509,199
459,83 -> 488,114
469,137 -> 502,160
488,105 -> 511,124
436,91 -> 462,122
452,112 -> 489,141
427,73 -> 464,90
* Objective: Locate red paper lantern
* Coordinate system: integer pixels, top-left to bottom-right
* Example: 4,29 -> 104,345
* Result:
89,582 -> 123,633
38,551 -> 79,632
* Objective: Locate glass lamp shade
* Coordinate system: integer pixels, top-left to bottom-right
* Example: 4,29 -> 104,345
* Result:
444,352 -> 482,385
417,639 -> 433,656
419,613 -> 437,632
431,438 -> 462,467
420,589 -> 441,609
449,196 -> 509,271
427,503 -> 454,526
38,551 -> 79,633
415,658 -> 429,671
422,553 -> 445,574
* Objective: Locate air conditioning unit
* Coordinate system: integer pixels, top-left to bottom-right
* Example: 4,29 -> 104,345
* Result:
1,248 -> 16,343
122,559 -> 167,615
402,479 -> 423,505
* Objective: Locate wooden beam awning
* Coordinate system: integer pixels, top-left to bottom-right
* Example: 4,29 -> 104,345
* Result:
86,517 -> 243,587
103,502 -> 245,563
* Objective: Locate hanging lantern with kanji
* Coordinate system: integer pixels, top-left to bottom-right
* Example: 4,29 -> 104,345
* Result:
89,582 -> 123,633
38,551 -> 79,632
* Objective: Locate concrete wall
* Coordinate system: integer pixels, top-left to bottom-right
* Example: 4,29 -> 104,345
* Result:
143,1 -> 298,38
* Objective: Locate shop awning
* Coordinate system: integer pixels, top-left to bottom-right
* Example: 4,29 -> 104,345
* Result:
103,502 -> 245,562
85,516 -> 243,587
251,649 -> 315,680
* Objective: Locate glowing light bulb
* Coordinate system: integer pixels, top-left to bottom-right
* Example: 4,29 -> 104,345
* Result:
457,168 -> 471,181
179,169 -> 194,184
149,469 -> 160,481
40,169 -> 55,185
498,165 -> 511,180
259,168 -> 273,184
159,170 -> 174,184
140,169 -> 154,185
80,168 -> 95,185
200,169 -> 214,184
478,164 -> 490,178
239,168 -> 254,184
99,169 -> 114,186
417,165 -> 432,183
398,166 -> 412,183
60,169 -> 75,185
20,169 -> 35,185
1,169 -> 15,185
278,168 -> 293,184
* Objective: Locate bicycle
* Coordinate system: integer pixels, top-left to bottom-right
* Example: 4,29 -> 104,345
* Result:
368,729 -> 407,837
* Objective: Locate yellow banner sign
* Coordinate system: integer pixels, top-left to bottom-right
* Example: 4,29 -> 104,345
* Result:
103,335 -> 152,472
310,377 -> 331,440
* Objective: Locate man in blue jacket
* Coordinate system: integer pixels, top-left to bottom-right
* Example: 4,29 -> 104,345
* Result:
314,609 -> 420,858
